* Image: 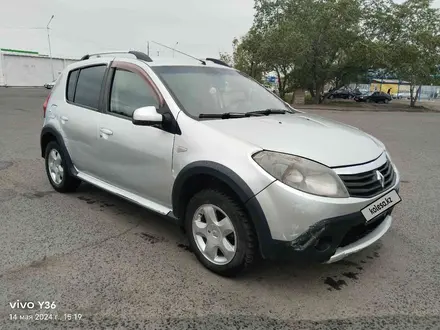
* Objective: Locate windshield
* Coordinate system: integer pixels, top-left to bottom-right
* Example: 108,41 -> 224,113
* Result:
152,66 -> 290,118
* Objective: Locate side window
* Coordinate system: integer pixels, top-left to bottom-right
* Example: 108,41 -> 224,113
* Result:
109,69 -> 159,118
66,69 -> 79,101
74,65 -> 106,109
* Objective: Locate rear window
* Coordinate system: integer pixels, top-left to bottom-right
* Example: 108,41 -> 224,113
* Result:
66,69 -> 79,101
73,65 -> 106,109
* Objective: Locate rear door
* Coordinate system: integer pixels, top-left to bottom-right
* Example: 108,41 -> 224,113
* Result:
59,60 -> 110,175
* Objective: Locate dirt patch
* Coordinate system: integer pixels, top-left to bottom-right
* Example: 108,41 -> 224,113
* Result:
23,191 -> 56,199
137,232 -> 165,244
324,277 -> 347,291
0,161 -> 13,170
0,189 -> 17,202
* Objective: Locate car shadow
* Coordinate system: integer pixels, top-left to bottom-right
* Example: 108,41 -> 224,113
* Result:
74,182 -> 184,238
73,182 -> 385,288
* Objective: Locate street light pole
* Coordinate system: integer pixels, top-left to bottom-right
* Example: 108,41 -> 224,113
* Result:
172,42 -> 179,58
46,15 -> 55,81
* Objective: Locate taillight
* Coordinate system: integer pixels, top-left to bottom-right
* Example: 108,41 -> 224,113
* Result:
43,92 -> 51,118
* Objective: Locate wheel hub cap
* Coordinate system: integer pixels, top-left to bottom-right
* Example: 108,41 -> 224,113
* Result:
207,225 -> 220,239
192,204 -> 237,265
48,149 -> 64,185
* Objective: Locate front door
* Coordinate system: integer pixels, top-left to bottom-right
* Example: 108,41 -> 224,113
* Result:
95,61 -> 175,208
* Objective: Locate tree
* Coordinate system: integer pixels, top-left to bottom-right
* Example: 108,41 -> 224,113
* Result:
231,0 -> 439,105
219,52 -> 233,66
250,0 -> 368,103
367,0 -> 440,106
229,32 -> 268,82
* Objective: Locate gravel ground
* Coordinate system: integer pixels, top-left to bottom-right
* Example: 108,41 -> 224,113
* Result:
0,88 -> 439,330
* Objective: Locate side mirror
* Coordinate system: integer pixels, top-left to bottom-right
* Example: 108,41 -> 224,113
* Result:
132,106 -> 163,126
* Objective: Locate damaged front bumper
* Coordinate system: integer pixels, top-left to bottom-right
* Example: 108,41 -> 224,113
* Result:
261,208 -> 394,263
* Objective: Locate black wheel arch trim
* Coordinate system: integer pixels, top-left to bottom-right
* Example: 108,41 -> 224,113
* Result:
172,161 -> 274,258
40,127 -> 77,176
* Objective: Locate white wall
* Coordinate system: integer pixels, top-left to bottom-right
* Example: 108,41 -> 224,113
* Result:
0,53 -> 76,87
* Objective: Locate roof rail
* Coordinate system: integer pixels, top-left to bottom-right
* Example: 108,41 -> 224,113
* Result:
80,51 -> 153,62
205,58 -> 231,67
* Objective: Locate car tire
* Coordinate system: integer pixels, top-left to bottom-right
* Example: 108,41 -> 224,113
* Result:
185,189 -> 258,277
384,99 -> 389,104
45,141 -> 81,193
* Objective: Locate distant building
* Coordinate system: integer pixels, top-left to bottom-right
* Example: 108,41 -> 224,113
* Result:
370,79 -> 411,95
0,48 -> 78,87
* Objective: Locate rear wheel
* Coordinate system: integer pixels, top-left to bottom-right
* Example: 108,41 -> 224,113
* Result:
185,189 -> 258,277
384,99 -> 389,104
45,141 -> 81,192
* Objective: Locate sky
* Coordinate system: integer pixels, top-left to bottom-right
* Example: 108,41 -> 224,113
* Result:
0,0 -> 255,59
0,0 -> 439,60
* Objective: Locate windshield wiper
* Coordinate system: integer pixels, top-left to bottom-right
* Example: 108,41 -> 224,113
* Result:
246,109 -> 287,116
199,112 -> 264,119
198,109 -> 289,119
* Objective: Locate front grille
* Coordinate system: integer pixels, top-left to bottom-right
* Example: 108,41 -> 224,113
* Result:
339,158 -> 395,198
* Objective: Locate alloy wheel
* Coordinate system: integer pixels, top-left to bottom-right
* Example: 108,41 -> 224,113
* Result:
192,204 -> 237,265
48,149 -> 64,185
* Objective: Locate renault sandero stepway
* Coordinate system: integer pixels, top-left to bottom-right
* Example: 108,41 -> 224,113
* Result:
40,51 -> 401,276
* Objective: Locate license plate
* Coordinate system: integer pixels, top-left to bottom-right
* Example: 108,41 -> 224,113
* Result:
361,190 -> 401,222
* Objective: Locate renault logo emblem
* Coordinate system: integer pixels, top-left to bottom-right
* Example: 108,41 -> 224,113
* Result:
376,170 -> 385,188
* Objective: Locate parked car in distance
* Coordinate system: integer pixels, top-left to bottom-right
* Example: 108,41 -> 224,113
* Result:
40,51 -> 401,276
44,80 -> 56,89
395,92 -> 411,99
327,88 -> 356,99
355,91 -> 392,103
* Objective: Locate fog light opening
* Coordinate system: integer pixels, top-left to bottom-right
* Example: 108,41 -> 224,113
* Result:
315,236 -> 332,252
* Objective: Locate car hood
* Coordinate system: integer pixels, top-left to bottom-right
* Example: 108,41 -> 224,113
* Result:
202,113 -> 384,167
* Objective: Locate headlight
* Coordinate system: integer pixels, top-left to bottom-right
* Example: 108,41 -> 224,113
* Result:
253,151 -> 349,198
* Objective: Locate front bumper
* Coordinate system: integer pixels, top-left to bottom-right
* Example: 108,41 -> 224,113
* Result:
326,214 -> 392,263
258,207 -> 394,262
252,157 -> 400,262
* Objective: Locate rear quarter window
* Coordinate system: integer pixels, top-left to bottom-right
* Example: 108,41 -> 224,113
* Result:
66,69 -> 79,101
71,65 -> 106,109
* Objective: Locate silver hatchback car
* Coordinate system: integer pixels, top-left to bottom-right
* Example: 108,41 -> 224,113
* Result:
41,51 -> 401,276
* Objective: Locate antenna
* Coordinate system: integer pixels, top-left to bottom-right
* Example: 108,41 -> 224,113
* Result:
150,41 -> 206,65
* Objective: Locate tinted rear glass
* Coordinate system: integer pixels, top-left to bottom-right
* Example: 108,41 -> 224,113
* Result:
74,65 -> 106,109
66,69 -> 79,101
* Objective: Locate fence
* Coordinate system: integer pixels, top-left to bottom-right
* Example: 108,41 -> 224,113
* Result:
349,83 -> 440,100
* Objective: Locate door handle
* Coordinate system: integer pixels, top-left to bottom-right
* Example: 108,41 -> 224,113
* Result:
60,116 -> 69,122
99,128 -> 113,136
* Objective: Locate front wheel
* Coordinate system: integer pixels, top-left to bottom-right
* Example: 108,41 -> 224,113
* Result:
185,189 -> 258,277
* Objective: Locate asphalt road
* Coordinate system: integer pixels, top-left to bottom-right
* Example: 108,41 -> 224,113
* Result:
1,88 -> 439,330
